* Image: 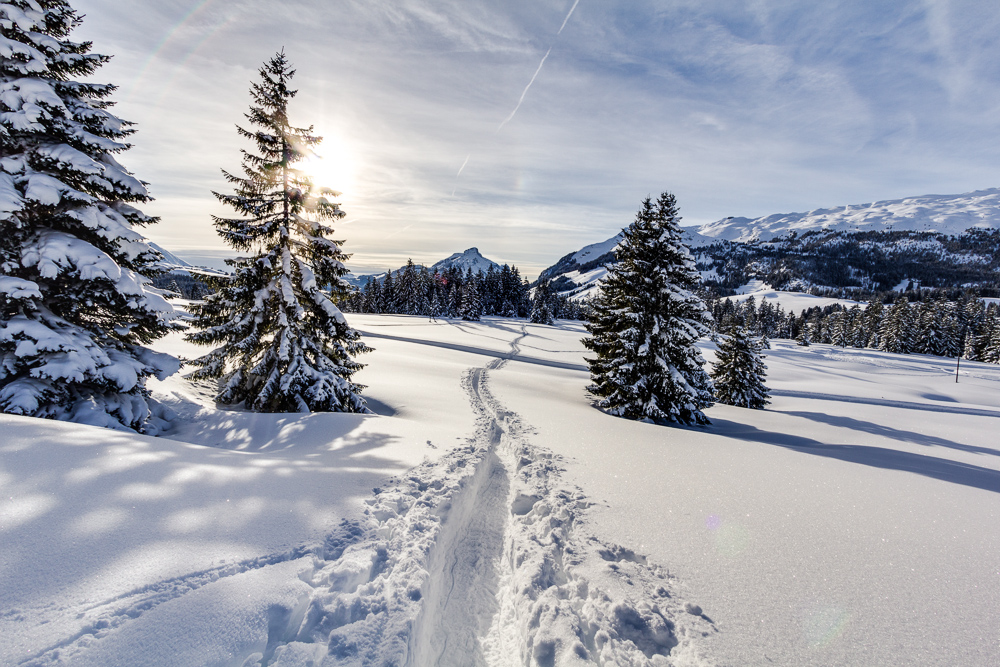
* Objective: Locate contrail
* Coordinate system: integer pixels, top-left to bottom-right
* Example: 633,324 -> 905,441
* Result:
497,47 -> 551,132
456,154 -> 471,177
558,0 -> 580,34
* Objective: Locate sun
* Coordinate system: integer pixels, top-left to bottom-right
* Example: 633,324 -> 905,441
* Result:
299,127 -> 357,200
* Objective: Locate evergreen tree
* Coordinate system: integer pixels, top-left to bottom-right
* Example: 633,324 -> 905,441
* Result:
985,311 -> 1000,364
0,0 -> 178,432
879,297 -> 915,354
460,269 -> 482,321
711,326 -> 770,409
583,192 -> 713,424
795,321 -> 811,346
862,298 -> 884,348
530,279 -> 555,325
398,259 -> 420,315
186,52 -> 368,412
382,270 -> 397,313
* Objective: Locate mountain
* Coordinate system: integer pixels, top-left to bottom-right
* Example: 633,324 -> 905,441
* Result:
344,247 -> 503,287
430,247 -> 500,275
539,187 -> 1000,299
149,242 -> 192,270
697,187 -> 1000,242
538,228 -> 714,299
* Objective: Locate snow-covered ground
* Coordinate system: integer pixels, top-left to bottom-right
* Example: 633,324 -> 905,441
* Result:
3,314 -> 1000,665
727,281 -> 864,312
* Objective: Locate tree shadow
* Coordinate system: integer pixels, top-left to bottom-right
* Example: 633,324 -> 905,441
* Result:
359,330 -> 587,372
781,411 -> 1000,458
770,389 -> 1000,419
711,417 -> 1000,494
0,415 -> 410,633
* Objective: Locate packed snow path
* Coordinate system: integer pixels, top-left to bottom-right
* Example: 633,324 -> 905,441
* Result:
263,326 -> 714,666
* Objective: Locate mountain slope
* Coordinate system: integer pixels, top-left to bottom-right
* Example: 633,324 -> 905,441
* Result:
430,247 -> 500,275
538,228 -> 715,299
540,187 -> 1000,298
698,187 -> 1000,242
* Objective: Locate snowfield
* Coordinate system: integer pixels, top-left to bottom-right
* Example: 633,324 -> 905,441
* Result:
3,314 -> 1000,666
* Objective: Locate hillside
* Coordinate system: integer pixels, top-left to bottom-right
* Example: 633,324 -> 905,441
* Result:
698,187 -> 1000,242
538,187 -> 1000,299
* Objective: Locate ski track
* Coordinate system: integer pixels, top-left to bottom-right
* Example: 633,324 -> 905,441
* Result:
25,326 -> 716,666
265,324 -> 716,667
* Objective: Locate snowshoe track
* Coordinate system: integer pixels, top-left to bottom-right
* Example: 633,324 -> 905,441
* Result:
264,325 -> 715,666
26,325 -> 714,666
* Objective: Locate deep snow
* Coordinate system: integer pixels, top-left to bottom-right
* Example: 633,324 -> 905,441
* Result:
2,313 -> 999,665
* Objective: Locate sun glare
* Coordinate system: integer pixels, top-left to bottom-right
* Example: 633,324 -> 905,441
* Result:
300,127 -> 357,201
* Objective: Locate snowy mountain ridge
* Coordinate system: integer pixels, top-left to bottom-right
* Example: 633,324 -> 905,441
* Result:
538,228 -> 714,299
345,247 -> 503,287
149,242 -> 192,270
697,187 -> 1000,242
430,247 -> 500,275
539,186 -> 1000,298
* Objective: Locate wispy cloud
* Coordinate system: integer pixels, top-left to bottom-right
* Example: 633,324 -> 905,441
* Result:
74,0 -> 1000,276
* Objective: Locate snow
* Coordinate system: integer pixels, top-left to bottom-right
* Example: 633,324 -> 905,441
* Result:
430,247 -> 500,275
3,313 -> 1000,665
727,281 -> 863,313
698,187 -> 1000,242
543,228 -> 716,299
569,233 -> 622,265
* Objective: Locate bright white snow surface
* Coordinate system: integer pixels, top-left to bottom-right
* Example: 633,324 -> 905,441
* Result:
3,313 -> 1000,666
727,281 -> 864,313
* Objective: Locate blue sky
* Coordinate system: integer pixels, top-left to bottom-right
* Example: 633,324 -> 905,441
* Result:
74,0 -> 1000,275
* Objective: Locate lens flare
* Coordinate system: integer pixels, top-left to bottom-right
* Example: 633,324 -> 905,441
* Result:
705,513 -> 750,557
803,606 -> 851,647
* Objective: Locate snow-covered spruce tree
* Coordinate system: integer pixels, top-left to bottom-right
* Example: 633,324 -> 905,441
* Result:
460,268 -> 482,321
530,278 -> 555,325
583,192 -> 714,424
186,52 -> 369,413
711,325 -> 769,409
0,0 -> 178,432
795,325 -> 811,346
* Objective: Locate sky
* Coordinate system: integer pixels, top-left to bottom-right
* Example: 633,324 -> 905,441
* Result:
72,0 -> 1000,276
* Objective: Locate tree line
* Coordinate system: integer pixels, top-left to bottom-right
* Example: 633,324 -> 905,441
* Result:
339,261 -> 588,322
711,291 -> 1000,362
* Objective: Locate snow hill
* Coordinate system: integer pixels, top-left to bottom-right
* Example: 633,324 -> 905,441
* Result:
697,187 -> 1000,242
539,228 -> 714,299
3,314 -> 1000,665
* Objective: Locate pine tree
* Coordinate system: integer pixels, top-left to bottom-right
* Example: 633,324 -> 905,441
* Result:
457,269 -> 480,321
711,326 -> 770,409
879,298 -> 915,354
186,52 -> 368,413
583,192 -> 714,424
530,279 -> 555,325
795,324 -> 811,346
0,0 -> 178,432
862,298 -> 884,348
